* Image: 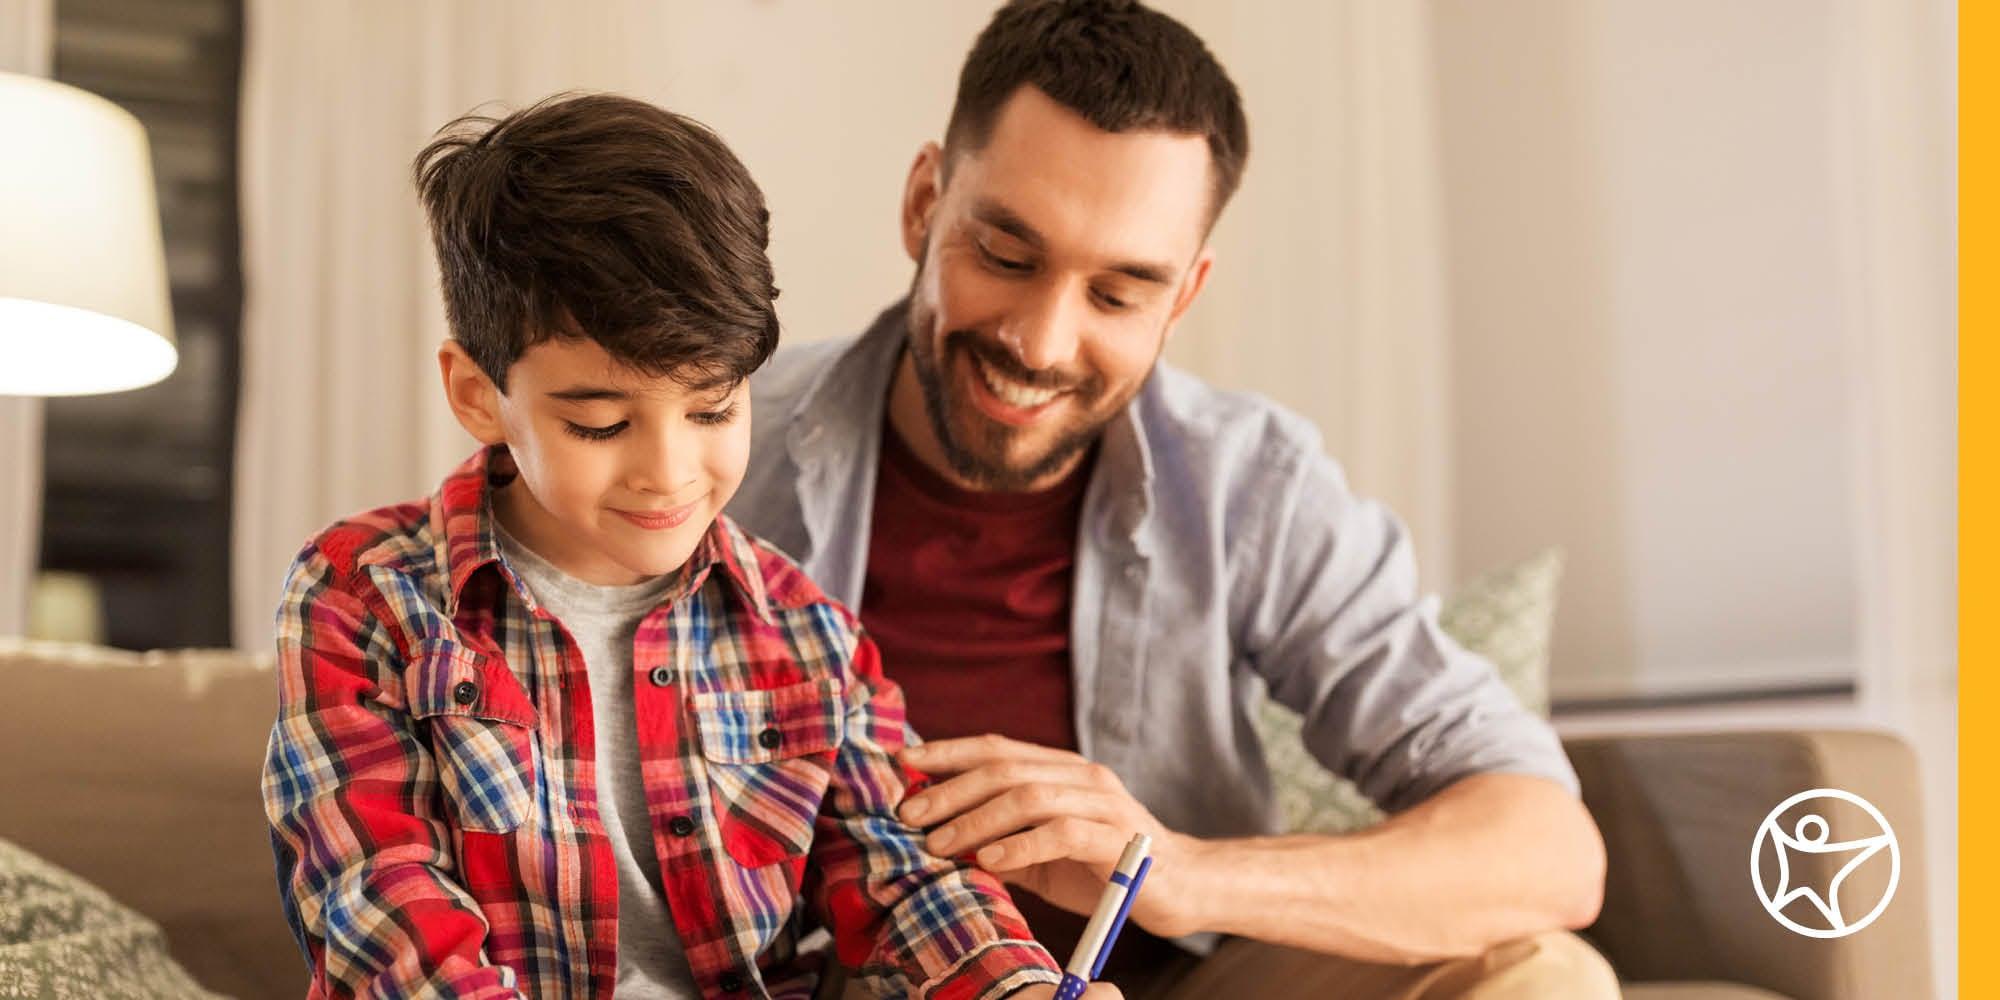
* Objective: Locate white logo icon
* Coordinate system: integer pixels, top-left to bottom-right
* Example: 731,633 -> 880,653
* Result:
1750,788 -> 1900,939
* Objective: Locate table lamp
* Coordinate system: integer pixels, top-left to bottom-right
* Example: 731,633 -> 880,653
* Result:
0,70 -> 176,395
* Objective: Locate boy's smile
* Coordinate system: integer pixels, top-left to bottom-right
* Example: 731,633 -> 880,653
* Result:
441,335 -> 752,587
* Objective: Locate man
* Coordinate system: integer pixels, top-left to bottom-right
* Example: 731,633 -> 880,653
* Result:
730,2 -> 1617,996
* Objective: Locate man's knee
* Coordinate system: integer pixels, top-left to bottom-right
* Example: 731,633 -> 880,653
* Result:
1461,930 -> 1620,1000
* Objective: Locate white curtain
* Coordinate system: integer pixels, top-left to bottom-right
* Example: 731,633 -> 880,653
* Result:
0,0 -> 52,636
233,1 -> 682,650
233,1 -> 1456,647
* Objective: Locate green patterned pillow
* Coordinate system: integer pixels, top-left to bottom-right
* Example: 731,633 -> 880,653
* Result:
1257,549 -> 1564,835
0,838 -> 224,1000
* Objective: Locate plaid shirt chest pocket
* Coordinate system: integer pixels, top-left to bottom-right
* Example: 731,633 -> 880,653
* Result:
692,678 -> 844,868
407,643 -> 542,834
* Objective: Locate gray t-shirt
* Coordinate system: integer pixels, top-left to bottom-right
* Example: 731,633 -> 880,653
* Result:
495,522 -> 698,1000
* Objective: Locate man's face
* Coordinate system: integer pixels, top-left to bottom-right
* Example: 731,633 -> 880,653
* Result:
462,337 -> 752,586
900,85 -> 1216,491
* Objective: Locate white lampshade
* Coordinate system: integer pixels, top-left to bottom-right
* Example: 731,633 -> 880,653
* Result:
0,71 -> 176,396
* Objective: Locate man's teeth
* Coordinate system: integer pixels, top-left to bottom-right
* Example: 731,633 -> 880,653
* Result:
976,357 -> 1059,408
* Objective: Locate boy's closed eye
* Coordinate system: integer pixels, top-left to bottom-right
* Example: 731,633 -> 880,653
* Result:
560,404 -> 740,441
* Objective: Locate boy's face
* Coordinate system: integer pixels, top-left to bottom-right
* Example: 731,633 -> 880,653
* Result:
440,336 -> 751,587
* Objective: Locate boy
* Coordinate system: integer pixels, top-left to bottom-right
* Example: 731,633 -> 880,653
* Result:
261,93 -> 1088,999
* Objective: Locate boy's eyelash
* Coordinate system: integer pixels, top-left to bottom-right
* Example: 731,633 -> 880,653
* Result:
562,405 -> 737,440
563,420 -> 627,441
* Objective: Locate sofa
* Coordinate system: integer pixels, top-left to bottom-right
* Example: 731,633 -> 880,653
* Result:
0,636 -> 1933,999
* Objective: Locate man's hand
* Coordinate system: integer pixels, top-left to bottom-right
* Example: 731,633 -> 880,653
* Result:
1008,984 -> 1123,999
897,734 -> 1208,938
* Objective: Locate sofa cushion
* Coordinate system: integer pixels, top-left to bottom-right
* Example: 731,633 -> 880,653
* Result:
0,835 -> 223,999
0,639 -> 297,999
1623,984 -> 1794,1000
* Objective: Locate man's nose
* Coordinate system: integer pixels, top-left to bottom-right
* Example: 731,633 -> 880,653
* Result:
1000,281 -> 1085,374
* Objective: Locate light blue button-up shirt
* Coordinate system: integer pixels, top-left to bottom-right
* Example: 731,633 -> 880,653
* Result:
728,301 -> 1578,848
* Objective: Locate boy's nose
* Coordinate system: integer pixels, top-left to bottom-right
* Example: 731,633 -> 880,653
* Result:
625,434 -> 696,499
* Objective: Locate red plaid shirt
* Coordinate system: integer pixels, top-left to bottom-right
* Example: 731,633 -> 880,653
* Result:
263,447 -> 1060,998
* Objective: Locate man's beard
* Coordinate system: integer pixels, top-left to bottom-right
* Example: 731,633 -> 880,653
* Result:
904,288 -> 1147,492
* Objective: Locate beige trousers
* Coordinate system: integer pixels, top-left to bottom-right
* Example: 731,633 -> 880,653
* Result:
828,931 -> 1621,999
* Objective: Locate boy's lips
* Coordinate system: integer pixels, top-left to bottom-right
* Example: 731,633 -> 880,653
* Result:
612,495 -> 704,531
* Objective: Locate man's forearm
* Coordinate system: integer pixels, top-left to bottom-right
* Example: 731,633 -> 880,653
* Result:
1171,773 -> 1605,964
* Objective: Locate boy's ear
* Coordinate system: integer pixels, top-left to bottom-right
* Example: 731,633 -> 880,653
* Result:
900,142 -> 944,263
437,340 -> 508,445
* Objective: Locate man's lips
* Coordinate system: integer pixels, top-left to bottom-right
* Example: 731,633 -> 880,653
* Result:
961,352 -> 1068,427
611,495 -> 704,531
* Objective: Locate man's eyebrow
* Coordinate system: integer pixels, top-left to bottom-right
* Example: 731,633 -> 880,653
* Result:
545,386 -> 629,402
971,199 -> 1047,250
970,198 -> 1177,286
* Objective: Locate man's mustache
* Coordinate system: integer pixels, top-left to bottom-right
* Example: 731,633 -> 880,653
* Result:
943,330 -> 1092,394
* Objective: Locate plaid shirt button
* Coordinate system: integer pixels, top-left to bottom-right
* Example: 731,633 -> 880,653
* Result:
452,681 -> 478,705
649,665 -> 674,686
758,727 -> 782,749
669,815 -> 696,837
719,971 -> 745,992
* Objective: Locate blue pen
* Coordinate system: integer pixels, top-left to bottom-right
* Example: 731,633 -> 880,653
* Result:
1055,834 -> 1152,1000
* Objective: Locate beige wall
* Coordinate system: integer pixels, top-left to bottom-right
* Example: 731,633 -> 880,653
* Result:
1434,0 -> 1955,990
1435,0 -> 1870,703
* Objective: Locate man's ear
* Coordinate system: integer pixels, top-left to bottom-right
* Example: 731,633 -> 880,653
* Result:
437,340 -> 508,445
901,142 -> 944,263
1163,246 -> 1217,339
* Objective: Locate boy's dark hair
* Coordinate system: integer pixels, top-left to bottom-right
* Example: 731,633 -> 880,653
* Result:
414,93 -> 779,391
945,0 -> 1249,224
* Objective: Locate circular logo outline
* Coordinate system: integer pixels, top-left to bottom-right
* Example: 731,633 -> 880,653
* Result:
1749,787 -> 1900,939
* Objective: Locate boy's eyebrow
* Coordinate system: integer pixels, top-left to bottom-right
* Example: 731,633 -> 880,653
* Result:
546,385 -> 630,402
970,197 -> 1178,286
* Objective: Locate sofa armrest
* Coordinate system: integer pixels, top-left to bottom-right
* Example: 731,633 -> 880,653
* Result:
1563,729 -> 1931,1000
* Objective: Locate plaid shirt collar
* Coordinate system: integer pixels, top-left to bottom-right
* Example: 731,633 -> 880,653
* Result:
436,444 -> 774,625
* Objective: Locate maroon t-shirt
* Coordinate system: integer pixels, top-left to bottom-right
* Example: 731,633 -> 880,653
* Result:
861,421 -> 1175,976
860,423 -> 1087,749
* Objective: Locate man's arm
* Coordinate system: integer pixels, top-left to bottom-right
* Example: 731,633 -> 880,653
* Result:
898,741 -> 1602,963
1170,773 -> 1603,962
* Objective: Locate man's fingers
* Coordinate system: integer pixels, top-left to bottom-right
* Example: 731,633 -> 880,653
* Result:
900,733 -> 1082,775
926,784 -> 1122,859
973,815 -> 1121,872
899,759 -> 1099,826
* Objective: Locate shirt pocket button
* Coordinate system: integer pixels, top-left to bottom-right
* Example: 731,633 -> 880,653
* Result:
669,815 -> 696,838
758,727 -> 783,750
649,665 -> 674,687
453,681 -> 479,705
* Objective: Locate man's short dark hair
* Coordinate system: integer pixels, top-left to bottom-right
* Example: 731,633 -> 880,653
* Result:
945,0 -> 1249,224
414,92 -> 779,392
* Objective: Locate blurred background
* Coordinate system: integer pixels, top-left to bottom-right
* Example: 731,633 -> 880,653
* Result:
0,0 -> 1957,996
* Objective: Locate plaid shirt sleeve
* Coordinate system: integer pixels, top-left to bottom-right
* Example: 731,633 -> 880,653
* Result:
806,617 -> 1063,1000
262,542 -> 527,999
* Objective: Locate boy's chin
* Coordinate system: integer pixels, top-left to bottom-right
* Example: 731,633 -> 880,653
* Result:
601,534 -> 705,579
